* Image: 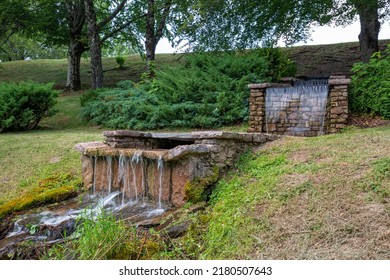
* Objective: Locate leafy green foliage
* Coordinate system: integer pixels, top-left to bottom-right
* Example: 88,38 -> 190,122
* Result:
0,81 -> 58,132
350,44 -> 390,119
81,49 -> 296,130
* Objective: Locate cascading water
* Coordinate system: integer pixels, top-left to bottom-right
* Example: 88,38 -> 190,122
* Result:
157,155 -> 164,209
265,80 -> 329,137
1,153 -> 169,254
92,156 -> 98,194
106,156 -> 112,194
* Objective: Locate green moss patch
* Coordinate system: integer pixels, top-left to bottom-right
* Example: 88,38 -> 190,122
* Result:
0,173 -> 81,219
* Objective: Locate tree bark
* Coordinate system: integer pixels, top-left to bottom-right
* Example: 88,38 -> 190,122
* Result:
356,1 -> 380,63
66,39 -> 84,92
84,0 -> 104,89
145,0 -> 172,74
65,0 -> 86,92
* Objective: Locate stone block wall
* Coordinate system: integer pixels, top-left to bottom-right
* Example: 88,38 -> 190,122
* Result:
248,76 -> 351,136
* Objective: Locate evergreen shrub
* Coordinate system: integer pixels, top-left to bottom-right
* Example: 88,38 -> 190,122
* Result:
81,49 -> 296,129
0,81 -> 58,132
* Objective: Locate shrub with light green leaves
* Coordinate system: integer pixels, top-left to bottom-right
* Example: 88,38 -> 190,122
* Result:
350,44 -> 390,119
0,81 -> 58,132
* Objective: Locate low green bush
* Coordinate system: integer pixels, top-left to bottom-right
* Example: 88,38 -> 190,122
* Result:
0,81 -> 58,132
81,49 -> 296,130
115,56 -> 126,69
350,44 -> 390,119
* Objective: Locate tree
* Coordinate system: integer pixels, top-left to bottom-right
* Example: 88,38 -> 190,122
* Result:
33,0 -> 134,91
144,0 -> 172,72
0,1 -> 33,49
181,0 -> 389,62
64,0 -> 87,92
117,0 -> 191,74
84,0 -> 104,89
84,0 -> 130,89
349,0 -> 383,62
0,34 -> 66,61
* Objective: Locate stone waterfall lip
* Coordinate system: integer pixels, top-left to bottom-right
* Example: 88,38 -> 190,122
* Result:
102,130 -> 280,143
75,131 -> 281,161
74,142 -> 215,162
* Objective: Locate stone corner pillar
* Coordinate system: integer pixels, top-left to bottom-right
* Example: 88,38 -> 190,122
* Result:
327,76 -> 351,133
248,84 -> 268,133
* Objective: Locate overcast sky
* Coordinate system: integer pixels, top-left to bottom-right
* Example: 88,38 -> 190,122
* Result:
156,20 -> 390,53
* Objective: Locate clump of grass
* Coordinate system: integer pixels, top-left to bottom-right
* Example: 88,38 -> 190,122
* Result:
46,212 -> 164,260
0,173 -> 80,219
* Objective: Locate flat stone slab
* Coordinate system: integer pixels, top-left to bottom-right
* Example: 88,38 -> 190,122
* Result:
74,142 -> 108,154
103,130 -> 152,138
102,130 -> 280,146
75,141 -> 216,161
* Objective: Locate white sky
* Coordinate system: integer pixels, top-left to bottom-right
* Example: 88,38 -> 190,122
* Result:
156,20 -> 390,53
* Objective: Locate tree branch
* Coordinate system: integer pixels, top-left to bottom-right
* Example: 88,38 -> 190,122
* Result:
97,0 -> 128,30
100,19 -> 135,43
155,0 -> 172,40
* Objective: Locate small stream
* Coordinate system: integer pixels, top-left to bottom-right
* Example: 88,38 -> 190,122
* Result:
0,190 -> 167,259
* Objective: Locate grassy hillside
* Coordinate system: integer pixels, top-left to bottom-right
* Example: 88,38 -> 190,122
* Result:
0,53 -> 183,90
1,40 -> 389,91
194,126 -> 390,259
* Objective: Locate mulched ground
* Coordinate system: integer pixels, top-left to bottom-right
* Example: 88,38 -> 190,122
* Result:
348,114 -> 390,128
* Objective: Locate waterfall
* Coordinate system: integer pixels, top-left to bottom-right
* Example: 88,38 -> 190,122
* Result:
118,154 -> 129,205
92,156 -> 98,195
265,80 -> 328,136
106,156 -> 112,194
131,151 -> 142,201
157,155 -> 164,209
91,152 -> 166,210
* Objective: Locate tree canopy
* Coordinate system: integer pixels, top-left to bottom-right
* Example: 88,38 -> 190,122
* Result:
180,0 -> 389,61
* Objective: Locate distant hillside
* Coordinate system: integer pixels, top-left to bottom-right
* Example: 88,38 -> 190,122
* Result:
0,40 -> 389,90
285,39 -> 390,78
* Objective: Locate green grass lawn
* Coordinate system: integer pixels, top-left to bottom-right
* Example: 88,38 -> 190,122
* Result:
0,91 -> 104,205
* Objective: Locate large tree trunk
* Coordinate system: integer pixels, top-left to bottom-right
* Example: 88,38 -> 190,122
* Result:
84,0 -> 104,89
65,0 -> 86,92
145,0 -> 156,74
66,39 -> 84,92
356,1 -> 380,63
144,0 -> 172,75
